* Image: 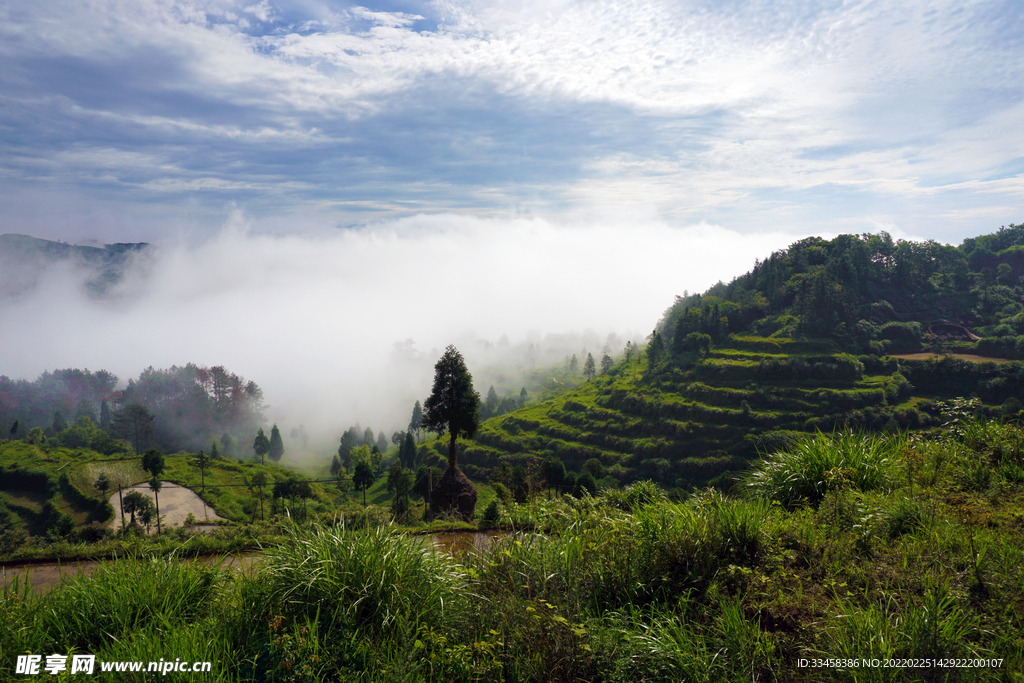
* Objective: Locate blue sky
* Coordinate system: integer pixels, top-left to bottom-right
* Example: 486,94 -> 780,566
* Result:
1,0 -> 1021,243
1,0 -> 1023,433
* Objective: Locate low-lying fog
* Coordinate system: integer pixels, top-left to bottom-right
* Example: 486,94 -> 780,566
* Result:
1,212 -> 808,457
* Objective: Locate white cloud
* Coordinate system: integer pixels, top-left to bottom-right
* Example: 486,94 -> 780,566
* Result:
243,0 -> 273,22
0,212 -> 808,436
349,6 -> 423,28
0,0 -> 1020,241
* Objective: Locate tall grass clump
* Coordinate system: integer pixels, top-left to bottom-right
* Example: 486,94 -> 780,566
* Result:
225,522 -> 473,679
690,489 -> 777,565
824,582 -> 990,681
746,431 -> 903,508
614,610 -> 723,683
1,556 -> 230,682
483,493 -> 778,619
946,417 -> 1024,495
882,495 -> 927,539
250,523 -> 469,636
29,557 -> 220,654
605,597 -> 777,683
603,480 -> 667,512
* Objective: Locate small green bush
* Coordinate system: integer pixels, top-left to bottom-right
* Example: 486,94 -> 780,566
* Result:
999,461 -> 1024,483
491,482 -> 512,507
604,480 -> 666,512
481,500 -> 500,525
960,461 -> 993,492
883,495 -> 926,539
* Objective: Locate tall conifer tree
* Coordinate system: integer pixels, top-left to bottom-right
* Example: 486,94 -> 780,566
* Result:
422,345 -> 481,470
269,424 -> 284,462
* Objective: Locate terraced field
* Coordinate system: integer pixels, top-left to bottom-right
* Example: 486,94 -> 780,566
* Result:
419,336 -> 1006,490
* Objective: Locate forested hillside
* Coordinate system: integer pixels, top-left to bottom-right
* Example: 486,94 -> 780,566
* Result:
0,364 -> 264,456
660,222 -> 1024,357
0,233 -> 148,299
427,223 -> 1024,493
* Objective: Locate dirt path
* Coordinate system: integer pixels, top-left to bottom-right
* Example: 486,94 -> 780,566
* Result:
109,481 -> 226,529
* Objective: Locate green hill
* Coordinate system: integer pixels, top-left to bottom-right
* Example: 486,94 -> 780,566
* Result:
419,224 -> 1024,491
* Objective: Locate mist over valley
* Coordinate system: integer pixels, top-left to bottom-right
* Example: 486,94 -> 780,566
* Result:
0,213 -> 804,459
3,1 -> 1024,677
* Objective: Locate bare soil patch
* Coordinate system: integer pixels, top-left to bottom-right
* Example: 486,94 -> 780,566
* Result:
109,482 -> 226,530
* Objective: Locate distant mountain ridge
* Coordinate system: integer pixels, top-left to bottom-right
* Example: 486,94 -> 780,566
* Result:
0,233 -> 150,299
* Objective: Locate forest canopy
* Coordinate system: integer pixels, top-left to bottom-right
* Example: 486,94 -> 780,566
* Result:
0,364 -> 264,454
659,223 -> 1024,357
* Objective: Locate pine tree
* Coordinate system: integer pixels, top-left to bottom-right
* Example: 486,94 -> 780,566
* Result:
647,329 -> 666,377
253,428 -> 270,465
111,403 -> 155,455
583,353 -> 596,380
422,345 -> 481,521
353,461 -> 376,506
220,432 -> 233,459
409,401 -> 423,441
422,345 -> 481,470
194,449 -> 210,492
387,463 -> 413,521
338,428 -> 359,468
121,491 -> 150,527
269,424 -> 284,462
142,448 -> 166,479
74,398 -> 97,423
485,386 -> 499,419
401,431 -> 417,469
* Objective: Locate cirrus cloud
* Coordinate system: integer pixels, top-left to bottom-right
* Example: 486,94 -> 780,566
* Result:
0,0 -> 1019,243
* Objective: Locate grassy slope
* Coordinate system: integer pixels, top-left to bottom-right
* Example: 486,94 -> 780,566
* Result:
3,425 -> 1022,682
0,437 -> 504,563
0,441 -> 366,543
423,336 -> 1024,491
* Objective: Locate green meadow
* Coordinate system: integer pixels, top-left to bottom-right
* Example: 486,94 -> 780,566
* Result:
4,418 -> 1024,682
